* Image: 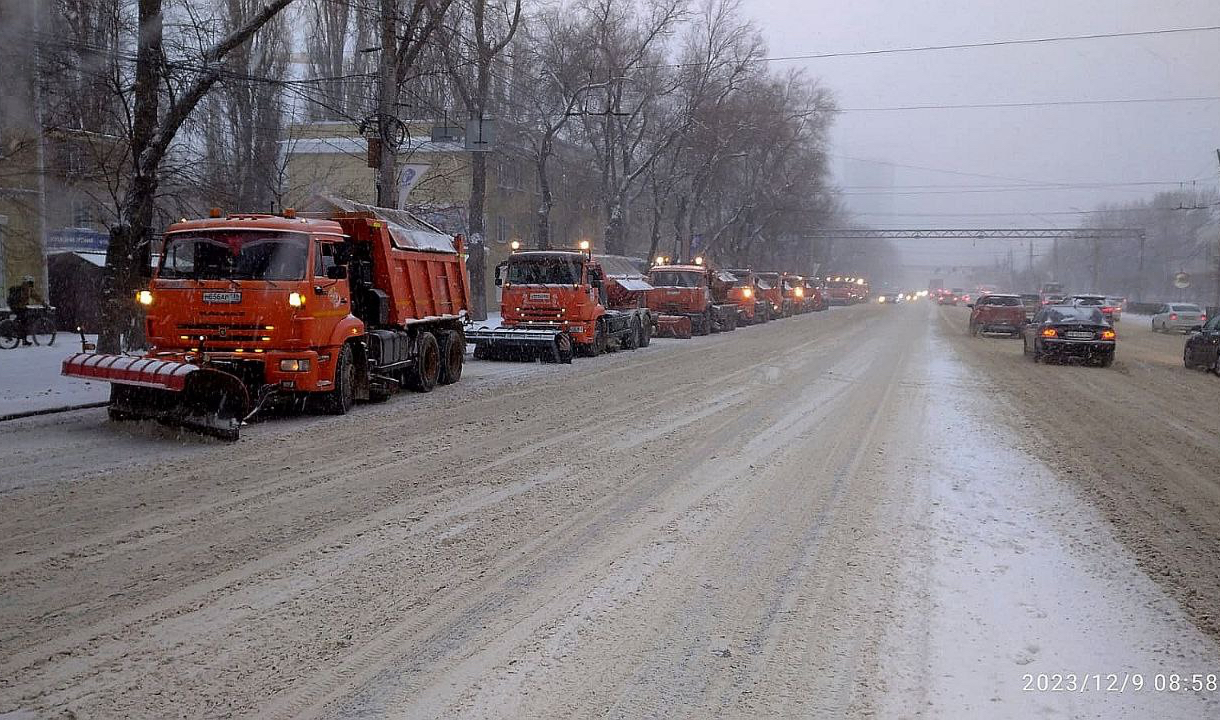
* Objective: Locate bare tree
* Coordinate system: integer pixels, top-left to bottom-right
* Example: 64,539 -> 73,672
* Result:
200,0 -> 292,213
445,0 -> 522,319
97,0 -> 295,353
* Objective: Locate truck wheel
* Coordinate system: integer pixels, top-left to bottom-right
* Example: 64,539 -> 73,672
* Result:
406,332 -> 440,392
321,343 -> 356,414
556,332 -> 574,363
591,320 -> 607,355
639,318 -> 653,347
624,317 -> 641,349
693,311 -> 710,336
437,329 -> 464,385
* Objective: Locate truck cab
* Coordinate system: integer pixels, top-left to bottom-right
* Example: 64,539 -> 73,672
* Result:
498,251 -> 604,348
645,263 -> 739,336
781,273 -> 808,314
721,269 -> 770,324
149,214 -> 360,394
755,272 -> 791,318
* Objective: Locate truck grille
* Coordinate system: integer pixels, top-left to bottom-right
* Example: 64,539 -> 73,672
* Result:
176,323 -> 271,345
518,307 -> 563,322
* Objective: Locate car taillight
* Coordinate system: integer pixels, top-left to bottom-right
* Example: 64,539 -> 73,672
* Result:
1170,313 -> 1177,320
1041,328 -> 1058,338
1202,315 -> 1208,322
1100,329 -> 1116,340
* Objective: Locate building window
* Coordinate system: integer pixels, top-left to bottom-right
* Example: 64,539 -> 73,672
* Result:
71,199 -> 93,227
496,216 -> 507,245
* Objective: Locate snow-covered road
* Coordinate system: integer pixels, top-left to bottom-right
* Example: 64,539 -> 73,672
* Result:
1,303 -> 1217,718
0,336 -> 107,416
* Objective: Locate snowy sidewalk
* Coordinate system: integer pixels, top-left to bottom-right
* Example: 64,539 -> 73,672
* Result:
0,336 -> 108,417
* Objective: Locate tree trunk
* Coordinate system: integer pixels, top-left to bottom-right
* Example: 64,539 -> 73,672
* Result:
467,150 -> 488,319
535,134 -> 556,249
604,196 -> 625,255
98,0 -> 162,354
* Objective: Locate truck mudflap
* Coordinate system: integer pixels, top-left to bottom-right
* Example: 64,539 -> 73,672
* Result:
654,314 -> 693,339
62,353 -> 251,440
466,326 -> 573,364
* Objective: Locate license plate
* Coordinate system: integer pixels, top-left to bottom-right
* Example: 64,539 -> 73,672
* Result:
202,291 -> 241,304
529,293 -> 550,301
1065,331 -> 1093,340
667,290 -> 682,295
568,325 -> 585,334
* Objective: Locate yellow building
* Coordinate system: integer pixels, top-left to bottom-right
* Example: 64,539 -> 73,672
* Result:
280,121 -> 601,302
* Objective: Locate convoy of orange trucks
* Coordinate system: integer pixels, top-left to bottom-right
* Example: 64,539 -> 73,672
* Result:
60,205 -> 867,439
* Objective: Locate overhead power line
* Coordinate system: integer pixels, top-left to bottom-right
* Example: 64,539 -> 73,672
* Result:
650,24 -> 1220,68
839,96 -> 1220,112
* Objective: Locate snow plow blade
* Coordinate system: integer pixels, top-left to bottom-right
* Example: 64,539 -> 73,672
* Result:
654,315 -> 692,339
62,353 -> 251,440
467,326 -> 572,363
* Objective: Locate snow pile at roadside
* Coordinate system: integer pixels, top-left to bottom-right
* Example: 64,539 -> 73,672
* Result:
0,337 -> 108,416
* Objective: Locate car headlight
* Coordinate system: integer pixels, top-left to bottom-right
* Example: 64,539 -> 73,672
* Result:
279,359 -> 311,372
136,290 -> 153,306
288,291 -> 304,307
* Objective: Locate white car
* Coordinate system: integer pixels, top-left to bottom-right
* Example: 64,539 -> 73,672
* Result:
1151,303 -> 1206,333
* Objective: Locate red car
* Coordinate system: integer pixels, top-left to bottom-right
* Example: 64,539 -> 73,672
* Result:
968,293 -> 1026,337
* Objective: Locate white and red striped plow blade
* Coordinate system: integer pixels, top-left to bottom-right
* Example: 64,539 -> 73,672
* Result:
62,353 -> 199,391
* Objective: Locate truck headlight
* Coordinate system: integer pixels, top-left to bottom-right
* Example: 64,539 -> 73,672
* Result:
136,290 -> 153,305
743,288 -> 752,298
288,292 -> 304,307
794,287 -> 804,297
279,359 -> 311,372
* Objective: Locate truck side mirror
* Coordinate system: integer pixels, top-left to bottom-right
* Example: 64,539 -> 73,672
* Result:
494,262 -> 505,287
326,265 -> 348,280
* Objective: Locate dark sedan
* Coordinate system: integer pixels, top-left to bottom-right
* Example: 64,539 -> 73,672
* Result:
1022,305 -> 1116,367
1184,315 -> 1220,373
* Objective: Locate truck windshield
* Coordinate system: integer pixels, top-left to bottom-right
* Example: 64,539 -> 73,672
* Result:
506,256 -> 583,285
160,231 -> 309,281
649,271 -> 703,288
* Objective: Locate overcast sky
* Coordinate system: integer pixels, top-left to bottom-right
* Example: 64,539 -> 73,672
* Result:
743,0 -> 1220,282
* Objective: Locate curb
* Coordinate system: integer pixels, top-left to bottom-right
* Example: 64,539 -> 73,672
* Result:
0,402 -> 108,423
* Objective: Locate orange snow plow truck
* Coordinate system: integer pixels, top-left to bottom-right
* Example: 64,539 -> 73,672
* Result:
467,246 -> 654,362
645,261 -> 740,338
62,202 -> 470,440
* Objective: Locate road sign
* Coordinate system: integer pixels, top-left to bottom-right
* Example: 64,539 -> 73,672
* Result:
465,118 -> 496,152
1174,272 -> 1191,289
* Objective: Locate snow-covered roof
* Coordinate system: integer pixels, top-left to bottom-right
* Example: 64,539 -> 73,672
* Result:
48,250 -> 107,266
283,136 -> 466,156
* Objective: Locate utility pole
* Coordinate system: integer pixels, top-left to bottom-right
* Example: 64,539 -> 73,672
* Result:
1091,237 -> 1101,292
1136,232 -> 1147,302
376,0 -> 398,208
1028,240 -> 1034,285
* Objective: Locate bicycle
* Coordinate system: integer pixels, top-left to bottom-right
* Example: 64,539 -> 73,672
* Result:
0,306 -> 57,349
